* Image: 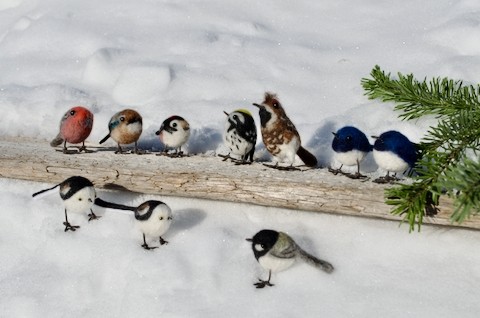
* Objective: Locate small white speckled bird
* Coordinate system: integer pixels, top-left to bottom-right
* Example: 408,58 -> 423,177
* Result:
222,109 -> 257,163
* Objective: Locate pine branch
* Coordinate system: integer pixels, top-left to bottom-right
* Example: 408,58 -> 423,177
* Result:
361,65 -> 480,120
362,66 -> 480,231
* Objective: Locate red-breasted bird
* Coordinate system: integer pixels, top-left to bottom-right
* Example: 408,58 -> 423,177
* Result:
99,109 -> 143,154
50,106 -> 94,153
253,92 -> 317,169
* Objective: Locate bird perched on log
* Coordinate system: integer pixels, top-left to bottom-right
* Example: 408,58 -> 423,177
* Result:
330,126 -> 372,179
372,130 -> 418,183
50,106 -> 94,154
253,92 -> 317,170
155,115 -> 190,157
32,176 -> 122,232
246,229 -> 334,288
221,109 -> 257,164
99,109 -> 143,154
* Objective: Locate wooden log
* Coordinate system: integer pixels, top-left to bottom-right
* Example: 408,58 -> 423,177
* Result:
0,137 -> 476,230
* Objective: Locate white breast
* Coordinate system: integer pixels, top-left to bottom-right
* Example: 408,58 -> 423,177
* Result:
373,150 -> 409,173
259,253 -> 296,273
335,149 -> 367,166
136,205 -> 172,238
63,186 -> 96,214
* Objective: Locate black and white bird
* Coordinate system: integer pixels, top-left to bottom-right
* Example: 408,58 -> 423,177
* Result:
222,109 -> 257,164
156,115 -> 190,157
106,200 -> 174,250
130,200 -> 173,250
246,229 -> 334,288
32,176 -> 121,232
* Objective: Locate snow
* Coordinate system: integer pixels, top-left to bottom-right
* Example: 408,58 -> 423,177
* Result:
1,0 -> 480,316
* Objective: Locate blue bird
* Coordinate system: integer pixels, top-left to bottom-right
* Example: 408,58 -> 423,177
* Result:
372,130 -> 418,183
330,126 -> 372,179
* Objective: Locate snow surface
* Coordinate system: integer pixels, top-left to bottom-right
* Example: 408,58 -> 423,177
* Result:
1,0 -> 480,317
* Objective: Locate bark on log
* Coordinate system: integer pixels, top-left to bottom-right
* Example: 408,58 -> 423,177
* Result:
0,137 -> 476,230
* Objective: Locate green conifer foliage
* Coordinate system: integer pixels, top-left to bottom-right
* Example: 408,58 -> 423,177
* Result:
362,65 -> 480,231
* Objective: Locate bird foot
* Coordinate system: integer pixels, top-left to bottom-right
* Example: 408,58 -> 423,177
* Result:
218,154 -> 252,165
78,146 -> 94,153
157,151 -> 187,158
141,243 -> 158,250
58,148 -> 79,155
159,237 -> 169,245
254,279 -> 274,289
87,213 -> 101,222
63,222 -> 80,232
328,167 -> 342,175
344,172 -> 369,180
263,163 -> 300,171
373,175 -> 399,184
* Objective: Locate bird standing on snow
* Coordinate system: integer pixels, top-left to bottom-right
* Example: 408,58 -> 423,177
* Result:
221,109 -> 257,164
246,229 -> 334,288
253,92 -> 317,170
32,176 -> 113,232
103,199 -> 174,250
372,130 -> 418,183
330,126 -> 372,179
155,115 -> 190,157
99,109 -> 143,154
50,106 -> 94,154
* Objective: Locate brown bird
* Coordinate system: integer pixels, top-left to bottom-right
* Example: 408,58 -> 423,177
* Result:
99,109 -> 143,154
253,92 -> 317,168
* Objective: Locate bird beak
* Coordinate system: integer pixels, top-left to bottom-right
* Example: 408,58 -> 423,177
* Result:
246,238 -> 253,242
252,103 -> 262,108
223,111 -> 229,116
331,132 -> 337,137
371,135 -> 379,139
155,130 -> 161,135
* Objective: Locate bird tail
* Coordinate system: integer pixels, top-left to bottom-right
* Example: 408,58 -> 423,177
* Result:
50,134 -> 64,147
297,248 -> 334,273
297,146 -> 318,167
94,198 -> 135,211
32,183 -> 60,197
99,134 -> 110,144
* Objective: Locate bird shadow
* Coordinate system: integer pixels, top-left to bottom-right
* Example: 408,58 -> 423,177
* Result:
306,120 -> 337,168
170,208 -> 207,235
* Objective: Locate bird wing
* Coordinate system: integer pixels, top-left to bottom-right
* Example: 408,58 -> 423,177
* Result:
270,234 -> 297,259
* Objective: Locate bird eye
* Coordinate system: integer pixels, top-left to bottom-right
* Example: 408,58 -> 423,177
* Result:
70,110 -> 76,116
233,115 -> 238,119
346,136 -> 352,141
254,244 -> 264,251
78,198 -> 82,201
159,217 -> 164,220
273,102 -> 279,108
120,116 -> 125,122
172,123 -> 177,127
168,216 -> 172,220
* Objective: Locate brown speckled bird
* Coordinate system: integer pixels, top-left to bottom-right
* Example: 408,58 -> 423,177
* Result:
99,109 -> 143,154
253,92 -> 317,168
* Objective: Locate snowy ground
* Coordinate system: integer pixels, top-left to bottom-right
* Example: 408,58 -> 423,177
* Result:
1,0 -> 480,317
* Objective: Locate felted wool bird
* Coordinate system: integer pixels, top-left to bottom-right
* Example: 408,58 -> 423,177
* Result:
330,126 -> 372,179
221,109 -> 257,164
155,115 -> 190,157
95,199 -> 173,250
246,229 -> 334,288
372,130 -> 418,183
253,92 -> 317,170
99,109 -> 143,154
32,176 -> 121,232
50,106 -> 94,154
